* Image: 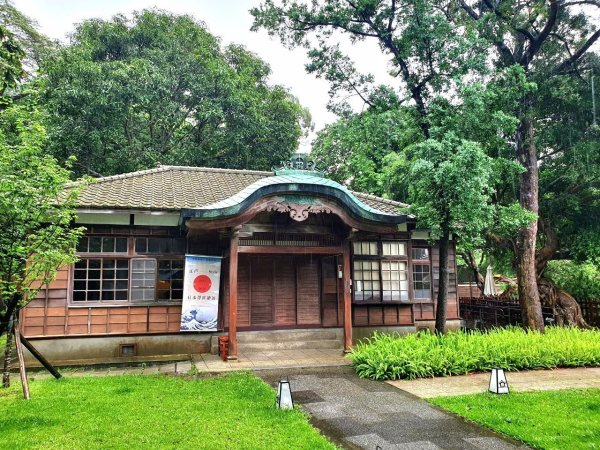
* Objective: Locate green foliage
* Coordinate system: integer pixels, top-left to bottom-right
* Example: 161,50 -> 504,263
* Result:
310,106 -> 423,199
432,389 -> 600,450
0,373 -> 337,450
0,0 -> 54,70
348,327 -> 600,380
41,9 -> 310,176
0,104 -> 85,324
0,24 -> 24,103
546,260 -> 600,301
404,138 -> 494,246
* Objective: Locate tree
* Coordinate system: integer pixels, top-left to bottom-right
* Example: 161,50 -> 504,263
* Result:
0,105 -> 85,378
406,138 -> 495,333
41,9 -> 311,177
311,105 -> 423,198
453,0 -> 600,330
0,24 -> 24,107
0,0 -> 54,71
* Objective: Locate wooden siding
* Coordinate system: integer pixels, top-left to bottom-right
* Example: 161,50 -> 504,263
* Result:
22,266 -> 183,337
22,238 -> 459,338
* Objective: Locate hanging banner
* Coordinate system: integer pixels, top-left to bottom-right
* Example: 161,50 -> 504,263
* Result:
180,255 -> 221,332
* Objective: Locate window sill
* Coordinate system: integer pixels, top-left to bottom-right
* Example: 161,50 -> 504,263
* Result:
352,301 -> 432,306
68,301 -> 183,308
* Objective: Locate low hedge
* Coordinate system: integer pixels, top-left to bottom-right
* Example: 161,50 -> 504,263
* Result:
348,326 -> 600,380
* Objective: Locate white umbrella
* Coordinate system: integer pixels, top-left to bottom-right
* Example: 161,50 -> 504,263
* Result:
483,265 -> 497,297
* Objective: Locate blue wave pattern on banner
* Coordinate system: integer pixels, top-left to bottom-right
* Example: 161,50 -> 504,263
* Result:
181,308 -> 218,331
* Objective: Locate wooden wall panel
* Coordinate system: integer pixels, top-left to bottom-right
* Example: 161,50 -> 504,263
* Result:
274,256 -> 296,326
296,257 -> 320,325
352,304 -> 413,326
238,256 -> 250,327
250,256 -> 274,325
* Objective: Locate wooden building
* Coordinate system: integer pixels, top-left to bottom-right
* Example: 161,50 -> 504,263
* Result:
20,157 -> 460,364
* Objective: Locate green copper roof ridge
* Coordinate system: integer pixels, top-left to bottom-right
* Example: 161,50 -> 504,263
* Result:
181,174 -> 405,224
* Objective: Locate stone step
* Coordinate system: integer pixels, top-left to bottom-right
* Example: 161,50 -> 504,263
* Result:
236,329 -> 340,343
238,339 -> 343,352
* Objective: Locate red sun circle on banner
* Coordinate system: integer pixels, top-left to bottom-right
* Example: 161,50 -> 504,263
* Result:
193,275 -> 212,293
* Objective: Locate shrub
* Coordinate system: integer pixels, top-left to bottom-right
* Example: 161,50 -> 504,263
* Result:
348,326 -> 600,380
546,260 -> 600,301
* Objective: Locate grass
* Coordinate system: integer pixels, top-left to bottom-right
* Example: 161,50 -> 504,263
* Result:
0,372 -> 337,450
348,326 -> 600,380
430,389 -> 600,450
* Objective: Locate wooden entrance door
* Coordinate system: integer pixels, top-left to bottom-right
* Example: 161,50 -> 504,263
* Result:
246,254 -> 321,328
321,256 -> 344,327
250,255 -> 274,326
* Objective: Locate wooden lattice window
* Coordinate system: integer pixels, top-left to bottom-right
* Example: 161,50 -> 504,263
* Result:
73,259 -> 129,302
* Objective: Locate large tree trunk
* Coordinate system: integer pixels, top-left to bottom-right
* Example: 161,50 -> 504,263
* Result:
2,330 -> 13,388
515,99 -> 545,331
435,227 -> 450,334
537,278 -> 591,328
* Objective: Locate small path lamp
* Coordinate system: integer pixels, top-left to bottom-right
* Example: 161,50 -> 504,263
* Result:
276,377 -> 294,409
489,368 -> 510,394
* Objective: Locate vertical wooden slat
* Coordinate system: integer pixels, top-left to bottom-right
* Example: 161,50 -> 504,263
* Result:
343,241 -> 352,351
228,226 -> 241,360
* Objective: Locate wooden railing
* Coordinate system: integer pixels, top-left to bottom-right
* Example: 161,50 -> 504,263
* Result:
579,299 -> 600,327
459,297 -> 561,330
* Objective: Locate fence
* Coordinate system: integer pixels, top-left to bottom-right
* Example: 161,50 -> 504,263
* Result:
459,297 -> 562,330
579,299 -> 600,327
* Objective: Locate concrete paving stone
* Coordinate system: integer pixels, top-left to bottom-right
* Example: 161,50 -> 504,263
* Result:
464,437 -> 521,450
122,367 -> 144,375
141,366 -> 160,374
159,364 -> 176,374
346,433 -> 398,449
175,361 -> 192,374
395,441 -> 445,450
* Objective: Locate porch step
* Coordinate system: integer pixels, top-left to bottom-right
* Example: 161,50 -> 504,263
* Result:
210,328 -> 343,353
236,329 -> 339,343
239,339 -> 343,352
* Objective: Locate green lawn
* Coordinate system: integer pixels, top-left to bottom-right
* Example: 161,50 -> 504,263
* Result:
431,389 -> 600,450
0,372 -> 337,450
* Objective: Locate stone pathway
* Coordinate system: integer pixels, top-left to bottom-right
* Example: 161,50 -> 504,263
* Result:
197,349 -> 349,372
388,367 -> 600,398
24,349 -> 349,380
256,366 -> 528,450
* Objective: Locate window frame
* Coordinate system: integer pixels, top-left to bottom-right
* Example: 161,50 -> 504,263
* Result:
351,239 -> 433,305
69,235 -> 187,307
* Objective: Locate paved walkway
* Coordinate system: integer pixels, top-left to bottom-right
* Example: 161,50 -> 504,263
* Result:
256,366 -> 528,450
388,367 -> 600,398
24,349 -> 349,380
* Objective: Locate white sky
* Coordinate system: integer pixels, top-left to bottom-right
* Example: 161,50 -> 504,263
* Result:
17,0 -> 396,150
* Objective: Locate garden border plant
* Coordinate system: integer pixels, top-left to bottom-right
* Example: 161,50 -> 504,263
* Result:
348,326 -> 600,380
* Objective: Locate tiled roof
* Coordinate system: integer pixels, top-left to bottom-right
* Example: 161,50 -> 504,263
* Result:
72,166 -> 406,216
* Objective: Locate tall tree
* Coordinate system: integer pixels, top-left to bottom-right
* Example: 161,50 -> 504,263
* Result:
0,104 -> 85,341
252,0 -> 526,331
0,0 -> 54,71
0,24 -> 24,107
454,0 -> 600,330
41,9 -> 311,177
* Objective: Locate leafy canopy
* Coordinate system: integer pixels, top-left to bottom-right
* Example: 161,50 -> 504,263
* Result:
41,9 -> 311,177
0,104 -> 85,329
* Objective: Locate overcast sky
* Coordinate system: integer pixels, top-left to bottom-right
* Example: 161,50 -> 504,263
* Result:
18,0 -> 396,150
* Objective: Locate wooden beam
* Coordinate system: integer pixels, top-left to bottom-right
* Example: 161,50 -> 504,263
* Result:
19,334 -> 62,379
14,325 -> 30,400
227,226 -> 241,361
238,246 -> 343,255
342,241 -> 353,352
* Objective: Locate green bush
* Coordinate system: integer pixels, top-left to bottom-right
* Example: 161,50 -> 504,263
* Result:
348,326 -> 600,380
546,260 -> 600,301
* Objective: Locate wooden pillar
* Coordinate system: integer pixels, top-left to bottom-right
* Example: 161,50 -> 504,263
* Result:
342,241 -> 353,352
227,226 -> 241,361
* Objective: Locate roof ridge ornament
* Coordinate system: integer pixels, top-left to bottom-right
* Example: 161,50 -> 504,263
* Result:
271,154 -> 325,177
